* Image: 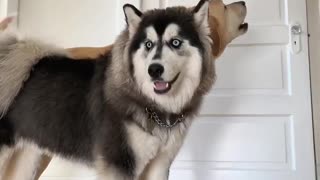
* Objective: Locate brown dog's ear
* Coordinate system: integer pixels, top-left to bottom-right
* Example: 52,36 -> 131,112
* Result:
193,0 -> 209,28
123,4 -> 143,38
208,17 -> 223,57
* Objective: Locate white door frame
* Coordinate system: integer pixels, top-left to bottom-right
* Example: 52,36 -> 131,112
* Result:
307,0 -> 320,178
0,0 -> 19,27
0,0 -> 18,17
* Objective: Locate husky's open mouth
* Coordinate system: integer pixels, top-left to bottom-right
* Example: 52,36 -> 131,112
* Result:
153,73 -> 180,94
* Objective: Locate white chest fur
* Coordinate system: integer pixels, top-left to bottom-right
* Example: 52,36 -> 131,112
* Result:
125,117 -> 192,178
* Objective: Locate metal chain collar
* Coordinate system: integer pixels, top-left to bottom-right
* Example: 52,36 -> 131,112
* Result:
145,107 -> 185,128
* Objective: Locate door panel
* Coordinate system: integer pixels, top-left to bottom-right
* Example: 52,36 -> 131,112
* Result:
167,0 -> 287,25
175,116 -> 289,164
215,46 -> 287,90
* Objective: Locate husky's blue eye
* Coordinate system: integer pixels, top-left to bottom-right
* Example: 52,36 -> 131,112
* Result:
145,41 -> 153,50
170,39 -> 182,49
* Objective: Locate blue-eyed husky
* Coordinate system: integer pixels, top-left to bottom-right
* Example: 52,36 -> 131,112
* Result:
0,0 -> 246,179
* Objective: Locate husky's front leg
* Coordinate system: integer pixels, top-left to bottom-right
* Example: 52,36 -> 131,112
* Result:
139,142 -> 183,180
139,152 -> 172,180
140,128 -> 188,180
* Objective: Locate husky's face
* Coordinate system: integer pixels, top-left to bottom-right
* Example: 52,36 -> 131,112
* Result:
124,0 -> 211,113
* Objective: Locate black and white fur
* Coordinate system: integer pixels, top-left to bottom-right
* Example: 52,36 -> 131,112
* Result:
0,0 -> 215,179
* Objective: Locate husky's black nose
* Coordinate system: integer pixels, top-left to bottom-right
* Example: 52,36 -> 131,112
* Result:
148,64 -> 164,79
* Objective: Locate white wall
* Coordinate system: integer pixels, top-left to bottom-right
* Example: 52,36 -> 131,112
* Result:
307,0 -> 320,178
18,0 -> 124,48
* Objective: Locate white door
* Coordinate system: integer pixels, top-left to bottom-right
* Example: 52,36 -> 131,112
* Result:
17,0 -> 316,180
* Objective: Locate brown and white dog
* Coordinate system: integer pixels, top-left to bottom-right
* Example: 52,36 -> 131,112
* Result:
0,0 -> 247,179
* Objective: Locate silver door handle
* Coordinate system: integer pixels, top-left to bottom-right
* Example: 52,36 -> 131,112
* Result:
291,24 -> 302,54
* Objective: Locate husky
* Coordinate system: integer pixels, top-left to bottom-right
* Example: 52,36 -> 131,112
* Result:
0,0 -> 218,179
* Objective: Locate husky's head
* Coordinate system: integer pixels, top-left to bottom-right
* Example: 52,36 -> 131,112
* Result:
122,0 -> 212,113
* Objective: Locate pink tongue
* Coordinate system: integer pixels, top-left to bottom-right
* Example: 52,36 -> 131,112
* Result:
154,82 -> 168,90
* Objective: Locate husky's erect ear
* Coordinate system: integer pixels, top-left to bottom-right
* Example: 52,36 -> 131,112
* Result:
193,0 -> 209,27
123,4 -> 143,37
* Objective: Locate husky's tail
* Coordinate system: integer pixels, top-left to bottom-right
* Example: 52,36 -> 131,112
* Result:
0,32 -> 67,117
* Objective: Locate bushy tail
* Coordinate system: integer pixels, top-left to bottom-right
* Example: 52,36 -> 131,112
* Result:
0,32 -> 67,117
